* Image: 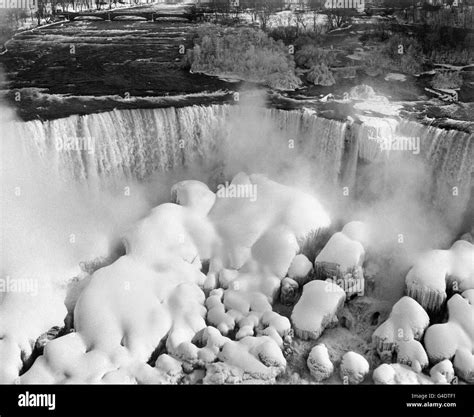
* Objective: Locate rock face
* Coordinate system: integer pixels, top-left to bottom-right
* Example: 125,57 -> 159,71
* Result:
424,290 -> 473,383
372,296 -> 430,360
405,240 -> 474,313
291,280 -> 345,340
339,351 -> 369,385
373,363 -> 434,385
307,344 -> 334,382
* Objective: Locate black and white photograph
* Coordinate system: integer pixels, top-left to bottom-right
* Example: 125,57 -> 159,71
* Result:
0,0 -> 473,416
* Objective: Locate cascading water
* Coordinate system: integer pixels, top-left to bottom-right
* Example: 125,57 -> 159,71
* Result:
10,104 -> 473,229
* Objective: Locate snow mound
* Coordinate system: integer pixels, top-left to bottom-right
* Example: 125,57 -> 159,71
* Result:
291,280 -> 345,340
372,296 -> 429,360
15,173 -> 331,384
288,254 -> 313,284
406,240 -> 474,313
314,221 -> 367,297
339,351 -> 369,384
396,339 -> 428,373
424,290 -> 473,382
429,359 -> 455,384
373,363 -> 434,385
307,344 -> 333,382
203,335 -> 286,384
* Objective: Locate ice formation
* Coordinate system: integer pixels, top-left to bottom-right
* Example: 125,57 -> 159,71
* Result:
429,359 -> 455,384
307,344 -> 334,382
291,280 -> 346,340
424,290 -> 474,383
287,254 -> 313,284
339,351 -> 369,385
373,363 -> 434,385
19,173 -> 331,384
372,296 -> 430,360
405,240 -> 474,313
395,339 -> 429,373
314,221 -> 367,297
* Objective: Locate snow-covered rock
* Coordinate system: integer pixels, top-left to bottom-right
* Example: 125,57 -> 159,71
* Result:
314,221 -> 367,297
339,351 -> 369,384
307,344 -> 333,382
424,290 -> 473,382
291,280 -> 345,340
373,363 -> 434,385
372,296 -> 429,359
430,359 -> 455,384
288,254 -> 313,284
406,240 -> 474,313
203,335 -> 286,384
396,339 -> 429,372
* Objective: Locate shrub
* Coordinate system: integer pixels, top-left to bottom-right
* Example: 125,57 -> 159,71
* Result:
306,63 -> 335,86
295,44 -> 337,69
430,71 -> 463,89
185,25 -> 302,90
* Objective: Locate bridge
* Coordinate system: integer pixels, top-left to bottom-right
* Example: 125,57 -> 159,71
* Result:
57,9 -> 203,22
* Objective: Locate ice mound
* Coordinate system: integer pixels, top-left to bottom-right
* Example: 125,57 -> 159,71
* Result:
405,240 -> 474,313
314,221 -> 367,297
209,173 -> 331,271
373,363 -> 434,385
429,359 -> 455,384
171,180 -> 216,217
396,339 -> 429,372
315,221 -> 366,271
291,280 -> 345,340
424,290 -> 473,382
203,335 -> 286,384
307,344 -> 333,382
288,254 -> 313,284
18,174 -> 330,384
339,351 -> 369,384
372,296 -> 429,360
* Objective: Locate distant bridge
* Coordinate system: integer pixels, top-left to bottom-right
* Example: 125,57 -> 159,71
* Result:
57,9 -> 204,22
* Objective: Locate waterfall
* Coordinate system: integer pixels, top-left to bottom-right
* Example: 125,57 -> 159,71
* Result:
9,104 -> 473,224
10,105 -> 348,187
